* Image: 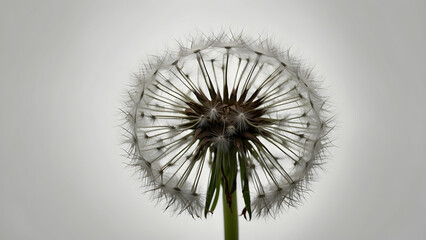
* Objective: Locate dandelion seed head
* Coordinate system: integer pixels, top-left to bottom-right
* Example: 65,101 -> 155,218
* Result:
122,32 -> 333,218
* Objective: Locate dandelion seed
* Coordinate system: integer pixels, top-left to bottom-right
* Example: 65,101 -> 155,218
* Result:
122,32 -> 332,222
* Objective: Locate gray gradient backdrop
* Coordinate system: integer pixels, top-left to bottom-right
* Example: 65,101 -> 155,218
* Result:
1,0 -> 425,239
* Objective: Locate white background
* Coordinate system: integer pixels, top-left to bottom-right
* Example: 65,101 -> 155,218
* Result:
1,0 -> 425,239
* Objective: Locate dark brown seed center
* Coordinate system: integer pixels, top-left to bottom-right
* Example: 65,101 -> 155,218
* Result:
180,87 -> 271,158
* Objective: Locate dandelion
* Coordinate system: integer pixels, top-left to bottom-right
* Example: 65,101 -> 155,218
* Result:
122,32 -> 332,240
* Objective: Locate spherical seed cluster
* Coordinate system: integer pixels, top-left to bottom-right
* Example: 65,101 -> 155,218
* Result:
123,33 -> 332,218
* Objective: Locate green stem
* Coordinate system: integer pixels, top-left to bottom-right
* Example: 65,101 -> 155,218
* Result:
223,186 -> 239,240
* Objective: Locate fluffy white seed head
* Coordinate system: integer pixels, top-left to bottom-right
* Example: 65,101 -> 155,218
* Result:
122,31 -> 333,218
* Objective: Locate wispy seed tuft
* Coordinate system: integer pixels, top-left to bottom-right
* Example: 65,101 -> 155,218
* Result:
122,32 -> 333,219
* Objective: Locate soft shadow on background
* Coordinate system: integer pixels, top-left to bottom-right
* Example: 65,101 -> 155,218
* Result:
1,0 -> 425,239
